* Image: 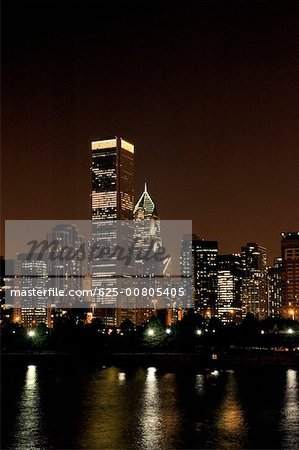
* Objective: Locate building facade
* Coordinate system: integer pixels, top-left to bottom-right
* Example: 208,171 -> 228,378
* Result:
240,242 -> 268,319
91,137 -> 134,220
192,237 -> 218,318
13,253 -> 50,328
91,137 -> 134,326
267,257 -> 283,318
217,254 -> 243,323
281,232 -> 299,320
47,223 -> 84,310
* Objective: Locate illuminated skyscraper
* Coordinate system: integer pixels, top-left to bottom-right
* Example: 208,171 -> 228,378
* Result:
13,253 -> 50,328
47,224 -> 84,309
240,242 -> 267,319
134,182 -> 157,220
1,258 -> 14,308
91,137 -> 134,220
281,232 -> 299,320
133,183 -> 163,325
267,257 -> 283,317
192,236 -> 218,318
181,234 -> 194,310
91,137 -> 134,326
217,254 -> 243,323
133,182 -> 162,277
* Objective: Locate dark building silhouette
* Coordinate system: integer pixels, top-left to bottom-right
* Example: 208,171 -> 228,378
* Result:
281,232 -> 299,320
192,236 -> 218,318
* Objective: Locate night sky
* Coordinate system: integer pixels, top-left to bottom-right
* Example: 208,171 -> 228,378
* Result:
2,0 -> 299,261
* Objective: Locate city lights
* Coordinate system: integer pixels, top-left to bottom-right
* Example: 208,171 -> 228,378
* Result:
2,3 -> 299,450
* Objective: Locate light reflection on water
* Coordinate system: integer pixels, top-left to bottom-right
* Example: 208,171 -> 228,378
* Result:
78,367 -> 127,449
215,371 -> 247,449
195,373 -> 205,394
118,372 -> 126,384
139,367 -> 161,449
281,369 -> 299,448
11,365 -> 47,449
2,364 -> 299,449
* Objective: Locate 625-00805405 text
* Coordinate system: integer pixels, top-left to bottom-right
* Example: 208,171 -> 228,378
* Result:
9,286 -> 186,299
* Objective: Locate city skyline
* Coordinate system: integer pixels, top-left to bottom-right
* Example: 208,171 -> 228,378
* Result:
1,3 -> 299,449
3,150 -> 298,323
2,0 -> 299,261
2,131 -> 296,263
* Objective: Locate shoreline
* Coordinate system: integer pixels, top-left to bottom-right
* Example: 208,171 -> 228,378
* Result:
2,350 -> 299,368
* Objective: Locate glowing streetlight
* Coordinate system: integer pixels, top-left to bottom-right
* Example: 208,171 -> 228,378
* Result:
27,330 -> 36,337
196,329 -> 202,336
165,328 -> 171,335
260,330 -> 265,335
287,328 -> 294,334
147,328 -> 154,336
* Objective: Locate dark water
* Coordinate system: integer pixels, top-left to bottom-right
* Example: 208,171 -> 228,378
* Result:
1,362 -> 299,449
